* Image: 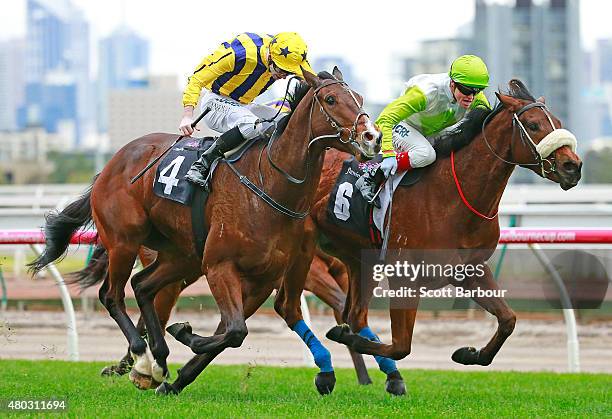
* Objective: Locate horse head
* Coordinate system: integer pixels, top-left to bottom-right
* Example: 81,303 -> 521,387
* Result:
301,67 -> 381,159
495,79 -> 582,190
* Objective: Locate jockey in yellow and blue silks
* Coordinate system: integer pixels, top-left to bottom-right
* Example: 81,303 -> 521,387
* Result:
179,32 -> 314,186
356,55 -> 492,203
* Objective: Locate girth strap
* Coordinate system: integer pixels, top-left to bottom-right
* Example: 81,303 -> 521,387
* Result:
225,161 -> 309,219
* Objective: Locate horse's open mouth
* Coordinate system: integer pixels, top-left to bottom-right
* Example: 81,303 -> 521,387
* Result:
560,180 -> 578,190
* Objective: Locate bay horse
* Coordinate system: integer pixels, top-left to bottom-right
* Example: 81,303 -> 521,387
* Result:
29,68 -> 381,396
82,245 -> 372,386
311,80 -> 582,390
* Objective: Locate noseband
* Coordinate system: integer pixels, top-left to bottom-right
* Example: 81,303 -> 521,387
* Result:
482,101 -> 577,177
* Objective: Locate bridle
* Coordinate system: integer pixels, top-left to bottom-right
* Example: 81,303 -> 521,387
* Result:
453,99 -> 577,221
265,77 -> 371,185
482,101 -> 561,177
226,75 -> 375,219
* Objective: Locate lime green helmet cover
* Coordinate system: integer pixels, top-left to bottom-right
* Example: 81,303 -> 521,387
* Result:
449,55 -> 489,88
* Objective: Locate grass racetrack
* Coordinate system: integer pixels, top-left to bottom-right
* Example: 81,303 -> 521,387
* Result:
0,360 -> 610,417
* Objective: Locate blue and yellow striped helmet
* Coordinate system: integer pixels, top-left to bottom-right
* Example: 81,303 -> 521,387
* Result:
269,32 -> 314,78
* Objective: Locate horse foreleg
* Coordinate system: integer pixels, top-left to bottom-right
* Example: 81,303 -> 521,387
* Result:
167,261 -> 247,354
275,244 -> 337,395
158,279 -> 274,396
451,265 -> 516,366
325,262 -> 413,395
306,255 -> 372,385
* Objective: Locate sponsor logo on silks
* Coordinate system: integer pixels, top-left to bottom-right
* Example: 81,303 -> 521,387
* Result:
345,167 -> 360,178
184,140 -> 200,148
393,124 -> 410,137
264,98 -> 291,113
358,160 -> 380,171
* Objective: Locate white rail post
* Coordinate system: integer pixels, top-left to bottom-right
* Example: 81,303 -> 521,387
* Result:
529,243 -> 580,372
30,244 -> 79,361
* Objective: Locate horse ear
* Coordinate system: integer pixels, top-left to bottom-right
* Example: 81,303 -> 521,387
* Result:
332,66 -> 344,81
537,96 -> 546,104
302,69 -> 320,89
495,92 -> 523,113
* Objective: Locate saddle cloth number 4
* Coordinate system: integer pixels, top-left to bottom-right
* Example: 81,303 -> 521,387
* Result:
158,155 -> 185,195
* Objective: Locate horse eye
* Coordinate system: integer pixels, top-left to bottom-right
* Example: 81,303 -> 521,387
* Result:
325,96 -> 336,105
527,122 -> 539,131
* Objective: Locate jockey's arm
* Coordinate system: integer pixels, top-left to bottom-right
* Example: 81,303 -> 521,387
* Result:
375,86 -> 427,158
470,90 -> 491,110
182,51 -> 235,108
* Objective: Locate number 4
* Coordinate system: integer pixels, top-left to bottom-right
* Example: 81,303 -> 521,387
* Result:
157,156 -> 185,194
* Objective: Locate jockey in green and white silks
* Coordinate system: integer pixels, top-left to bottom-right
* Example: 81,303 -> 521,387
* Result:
356,55 -> 492,203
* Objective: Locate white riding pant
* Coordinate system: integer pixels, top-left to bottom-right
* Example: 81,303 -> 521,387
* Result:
200,91 -> 283,140
391,121 -> 436,168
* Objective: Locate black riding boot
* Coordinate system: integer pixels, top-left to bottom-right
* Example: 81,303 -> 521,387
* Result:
185,126 -> 246,187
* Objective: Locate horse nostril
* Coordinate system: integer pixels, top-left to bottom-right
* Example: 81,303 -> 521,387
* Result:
563,161 -> 578,174
364,132 -> 374,142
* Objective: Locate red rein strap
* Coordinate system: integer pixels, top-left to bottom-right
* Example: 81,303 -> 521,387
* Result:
451,150 -> 498,220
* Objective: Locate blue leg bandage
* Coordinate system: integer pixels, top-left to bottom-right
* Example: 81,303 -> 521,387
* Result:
292,320 -> 333,373
358,326 -> 398,375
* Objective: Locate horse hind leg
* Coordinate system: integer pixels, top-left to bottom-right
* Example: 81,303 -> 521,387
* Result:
132,255 -> 198,386
99,313 -> 144,376
99,246 -> 153,390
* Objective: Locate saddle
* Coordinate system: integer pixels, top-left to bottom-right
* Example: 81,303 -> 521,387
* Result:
153,135 -> 262,255
326,157 -> 423,246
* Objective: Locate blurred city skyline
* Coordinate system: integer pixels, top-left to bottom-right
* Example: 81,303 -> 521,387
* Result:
1,0 -> 610,101
2,0 -> 612,185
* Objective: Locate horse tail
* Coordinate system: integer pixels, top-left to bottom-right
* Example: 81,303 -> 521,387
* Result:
27,181 -> 96,275
68,243 -> 109,290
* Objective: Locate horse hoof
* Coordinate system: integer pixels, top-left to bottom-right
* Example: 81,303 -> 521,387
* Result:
314,371 -> 336,395
358,377 -> 373,386
451,346 -> 481,365
385,371 -> 406,396
326,324 -> 351,344
155,381 -> 178,396
100,365 -> 120,377
129,368 -> 153,390
166,322 -> 192,339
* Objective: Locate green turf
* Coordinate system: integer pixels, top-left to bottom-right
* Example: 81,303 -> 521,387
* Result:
0,360 -> 609,418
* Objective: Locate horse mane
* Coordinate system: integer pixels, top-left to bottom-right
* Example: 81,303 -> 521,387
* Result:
433,78 -> 535,157
273,71 -> 337,136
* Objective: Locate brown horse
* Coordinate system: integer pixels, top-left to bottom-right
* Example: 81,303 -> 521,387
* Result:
29,68 -> 381,396
310,80 -> 582,383
84,245 -> 372,386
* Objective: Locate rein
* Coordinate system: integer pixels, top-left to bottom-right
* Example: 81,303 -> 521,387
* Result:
452,100 -> 564,221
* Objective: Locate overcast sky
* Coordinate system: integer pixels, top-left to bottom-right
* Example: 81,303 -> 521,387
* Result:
0,0 -> 609,101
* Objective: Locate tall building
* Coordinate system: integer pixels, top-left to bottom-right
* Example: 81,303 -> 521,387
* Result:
473,0 -> 581,133
20,0 -> 92,147
107,76 -> 185,151
98,26 -> 150,132
0,39 -> 26,131
594,39 -> 612,84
